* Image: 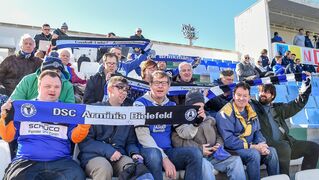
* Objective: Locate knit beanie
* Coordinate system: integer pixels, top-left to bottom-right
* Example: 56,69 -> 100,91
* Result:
61,22 -> 68,29
185,89 -> 205,105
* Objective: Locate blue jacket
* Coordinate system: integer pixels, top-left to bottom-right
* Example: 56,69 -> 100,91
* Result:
216,101 -> 266,150
305,36 -> 314,48
118,54 -> 147,76
78,101 -> 139,168
285,63 -> 303,74
273,63 -> 285,75
134,92 -> 176,159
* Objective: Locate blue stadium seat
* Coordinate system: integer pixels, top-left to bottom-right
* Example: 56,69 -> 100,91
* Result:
287,81 -> 298,86
312,87 -> 319,96
305,96 -> 317,108
200,59 -> 206,66
206,61 -> 218,67
210,72 -> 220,83
290,109 -> 308,127
207,65 -> 220,73
275,85 -> 288,95
306,109 -> 319,125
314,96 -> 319,107
250,86 -> 259,95
287,85 -> 299,97
312,77 -> 319,87
286,94 -> 296,101
274,94 -> 288,103
213,59 -> 223,63
229,63 -> 237,69
219,62 -> 231,71
193,65 -> 207,75
223,60 -> 232,64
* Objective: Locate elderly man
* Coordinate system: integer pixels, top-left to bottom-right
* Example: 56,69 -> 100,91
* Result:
171,62 -> 195,105
59,49 -> 86,84
10,52 -> 74,103
0,34 -> 42,96
236,54 -> 259,81
0,70 -> 90,180
251,77 -> 319,175
79,76 -> 143,179
134,71 -> 202,180
216,82 -> 279,180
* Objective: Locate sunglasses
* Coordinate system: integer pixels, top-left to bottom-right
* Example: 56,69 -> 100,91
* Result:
113,84 -> 130,93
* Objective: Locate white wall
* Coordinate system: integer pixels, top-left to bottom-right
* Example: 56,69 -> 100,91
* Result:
235,0 -> 271,60
0,23 -> 240,62
152,42 -> 239,61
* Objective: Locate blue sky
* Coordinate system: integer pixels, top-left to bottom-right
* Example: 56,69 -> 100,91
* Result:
0,0 -> 257,50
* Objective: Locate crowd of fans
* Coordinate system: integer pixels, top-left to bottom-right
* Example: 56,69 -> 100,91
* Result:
236,48 -> 318,82
272,29 -> 319,49
0,23 -> 319,180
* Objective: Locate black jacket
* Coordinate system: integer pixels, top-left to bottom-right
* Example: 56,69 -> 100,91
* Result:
34,33 -> 52,51
251,84 -> 311,146
78,101 -> 139,168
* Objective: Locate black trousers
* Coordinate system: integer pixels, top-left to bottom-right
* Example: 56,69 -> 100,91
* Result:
271,139 -> 319,175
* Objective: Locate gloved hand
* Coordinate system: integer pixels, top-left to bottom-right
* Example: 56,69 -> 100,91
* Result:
300,76 -> 311,96
4,108 -> 14,125
193,116 -> 204,127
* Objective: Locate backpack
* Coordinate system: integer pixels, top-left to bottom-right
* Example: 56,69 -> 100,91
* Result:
118,159 -> 154,180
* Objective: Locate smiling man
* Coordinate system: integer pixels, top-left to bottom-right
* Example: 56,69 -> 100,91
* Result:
79,76 -> 143,179
216,82 -> 279,180
251,77 -> 319,175
171,62 -> 195,105
0,70 -> 90,180
134,71 -> 202,180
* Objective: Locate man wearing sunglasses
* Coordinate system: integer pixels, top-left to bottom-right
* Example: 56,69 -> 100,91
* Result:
79,76 -> 143,179
34,24 -> 52,53
130,28 -> 145,39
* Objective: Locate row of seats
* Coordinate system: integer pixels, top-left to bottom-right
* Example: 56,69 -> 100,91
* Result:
261,169 -> 319,180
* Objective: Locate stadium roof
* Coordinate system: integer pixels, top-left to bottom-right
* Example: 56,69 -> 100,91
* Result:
269,0 -> 319,33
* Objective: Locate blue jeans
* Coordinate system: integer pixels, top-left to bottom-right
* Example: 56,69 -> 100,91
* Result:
140,147 -> 202,180
204,156 -> 246,180
236,147 -> 279,180
4,158 -> 85,180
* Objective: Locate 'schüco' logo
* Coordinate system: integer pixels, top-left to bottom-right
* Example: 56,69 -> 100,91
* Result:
185,108 -> 197,121
21,103 -> 37,117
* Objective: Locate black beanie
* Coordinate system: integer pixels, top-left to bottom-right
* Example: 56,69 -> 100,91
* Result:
185,89 -> 205,105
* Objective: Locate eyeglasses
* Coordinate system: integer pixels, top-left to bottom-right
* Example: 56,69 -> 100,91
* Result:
113,84 -> 130,93
105,62 -> 117,66
43,29 -> 50,31
137,31 -> 142,33
151,81 -> 169,86
245,57 -> 250,59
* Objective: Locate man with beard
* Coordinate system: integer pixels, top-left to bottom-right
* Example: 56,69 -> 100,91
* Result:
251,75 -> 319,175
216,82 -> 279,180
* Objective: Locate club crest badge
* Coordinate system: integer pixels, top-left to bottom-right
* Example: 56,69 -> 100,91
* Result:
21,103 -> 37,117
185,108 -> 197,121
